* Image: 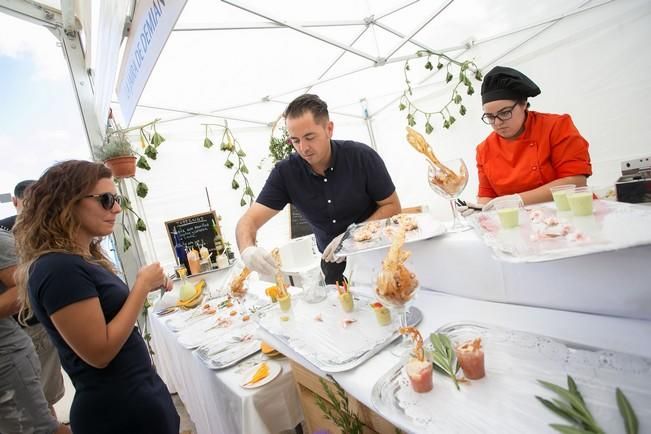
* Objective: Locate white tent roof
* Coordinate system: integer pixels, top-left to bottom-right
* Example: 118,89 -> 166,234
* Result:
3,0 -> 650,270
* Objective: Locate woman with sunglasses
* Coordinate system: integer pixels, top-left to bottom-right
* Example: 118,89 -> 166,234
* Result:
13,160 -> 179,434
474,66 -> 592,206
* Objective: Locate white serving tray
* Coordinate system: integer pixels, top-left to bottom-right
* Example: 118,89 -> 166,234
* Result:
372,322 -> 651,434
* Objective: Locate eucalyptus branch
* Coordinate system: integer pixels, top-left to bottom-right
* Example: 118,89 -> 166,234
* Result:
314,375 -> 365,434
536,375 -> 638,434
400,50 -> 482,134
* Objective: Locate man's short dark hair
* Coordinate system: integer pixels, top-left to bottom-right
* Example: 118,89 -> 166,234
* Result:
283,94 -> 329,123
14,180 -> 36,199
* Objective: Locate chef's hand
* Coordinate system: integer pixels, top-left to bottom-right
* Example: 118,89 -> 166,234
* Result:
241,246 -> 276,275
482,194 -> 523,212
322,233 -> 346,263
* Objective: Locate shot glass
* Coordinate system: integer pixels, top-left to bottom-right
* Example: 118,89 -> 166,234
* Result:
550,184 -> 575,212
494,197 -> 522,229
567,186 -> 594,216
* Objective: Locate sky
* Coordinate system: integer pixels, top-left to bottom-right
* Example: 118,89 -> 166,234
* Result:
0,13 -> 91,218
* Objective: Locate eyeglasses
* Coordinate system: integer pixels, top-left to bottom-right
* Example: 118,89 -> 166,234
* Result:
481,102 -> 519,125
84,193 -> 123,210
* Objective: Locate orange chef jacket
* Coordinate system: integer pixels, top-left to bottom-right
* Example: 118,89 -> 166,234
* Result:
476,111 -> 592,198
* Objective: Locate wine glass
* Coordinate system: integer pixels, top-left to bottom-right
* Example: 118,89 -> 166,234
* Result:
376,286 -> 420,357
427,158 -> 472,232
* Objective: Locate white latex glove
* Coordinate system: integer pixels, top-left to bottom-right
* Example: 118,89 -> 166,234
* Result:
241,246 -> 276,275
482,194 -> 523,212
456,199 -> 483,217
322,233 -> 346,263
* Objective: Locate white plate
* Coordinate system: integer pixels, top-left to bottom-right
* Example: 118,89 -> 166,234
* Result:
239,361 -> 282,389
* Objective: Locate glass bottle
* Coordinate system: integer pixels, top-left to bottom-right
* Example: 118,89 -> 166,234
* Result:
173,231 -> 191,275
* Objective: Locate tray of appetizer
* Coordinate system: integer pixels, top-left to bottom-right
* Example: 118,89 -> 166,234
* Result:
371,322 -> 651,434
333,212 -> 446,258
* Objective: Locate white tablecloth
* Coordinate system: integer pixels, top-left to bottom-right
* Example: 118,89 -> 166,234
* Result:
257,287 -> 651,432
347,219 -> 651,320
148,272 -> 302,434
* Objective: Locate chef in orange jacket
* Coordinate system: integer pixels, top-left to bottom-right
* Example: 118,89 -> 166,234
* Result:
474,66 -> 592,207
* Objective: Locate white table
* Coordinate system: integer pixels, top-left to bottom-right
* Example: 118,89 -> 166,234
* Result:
258,287 -> 651,432
148,273 -> 303,434
346,209 -> 651,320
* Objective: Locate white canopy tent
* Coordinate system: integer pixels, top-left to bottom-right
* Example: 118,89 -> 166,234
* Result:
2,0 -> 650,275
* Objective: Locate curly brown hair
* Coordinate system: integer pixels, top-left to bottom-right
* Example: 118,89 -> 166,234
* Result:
14,160 -> 116,323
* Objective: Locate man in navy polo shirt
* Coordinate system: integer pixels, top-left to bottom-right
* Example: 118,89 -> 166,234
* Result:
236,94 -> 401,284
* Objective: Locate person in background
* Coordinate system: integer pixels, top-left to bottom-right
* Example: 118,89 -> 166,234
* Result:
13,160 -> 179,434
236,94 -> 401,284
0,229 -> 70,434
473,66 -> 592,207
0,180 -> 36,231
1,179 -> 67,420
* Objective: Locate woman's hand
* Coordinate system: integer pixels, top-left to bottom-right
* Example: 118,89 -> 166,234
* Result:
136,263 -> 171,293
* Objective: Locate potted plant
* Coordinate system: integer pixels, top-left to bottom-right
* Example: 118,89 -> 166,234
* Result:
99,130 -> 137,178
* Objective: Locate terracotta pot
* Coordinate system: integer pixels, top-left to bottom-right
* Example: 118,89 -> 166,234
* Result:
104,156 -> 136,178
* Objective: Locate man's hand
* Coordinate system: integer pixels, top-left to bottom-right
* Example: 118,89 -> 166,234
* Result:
241,246 -> 276,275
322,233 -> 345,263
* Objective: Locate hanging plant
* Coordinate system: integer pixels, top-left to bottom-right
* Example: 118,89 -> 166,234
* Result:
399,50 -> 483,134
99,119 -> 165,251
203,123 -> 256,207
268,125 -> 292,163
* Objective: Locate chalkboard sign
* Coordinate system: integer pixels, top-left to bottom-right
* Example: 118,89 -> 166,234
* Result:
289,204 -> 313,239
164,211 -> 223,259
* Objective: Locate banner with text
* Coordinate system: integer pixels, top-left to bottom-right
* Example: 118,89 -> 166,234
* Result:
116,0 -> 187,125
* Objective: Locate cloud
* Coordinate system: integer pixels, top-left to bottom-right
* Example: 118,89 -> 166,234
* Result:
0,13 -> 67,81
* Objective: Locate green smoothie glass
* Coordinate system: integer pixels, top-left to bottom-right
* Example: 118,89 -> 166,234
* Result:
550,184 -> 575,212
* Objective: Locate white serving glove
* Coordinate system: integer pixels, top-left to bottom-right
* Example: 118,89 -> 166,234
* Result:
457,200 -> 484,217
322,233 -> 346,263
241,246 -> 276,275
482,194 -> 524,212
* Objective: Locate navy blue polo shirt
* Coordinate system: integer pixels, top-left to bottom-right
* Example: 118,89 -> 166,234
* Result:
257,139 -> 395,252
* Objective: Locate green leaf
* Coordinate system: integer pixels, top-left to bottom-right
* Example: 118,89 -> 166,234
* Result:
436,62 -> 444,70
567,376 -> 584,405
453,94 -> 462,104
203,137 -> 214,149
237,149 -> 247,157
244,186 -> 254,196
449,116 -> 456,125
425,122 -> 433,134
475,70 -> 483,81
240,198 -> 247,207
136,218 -> 147,232
399,103 -> 406,111
224,160 -> 234,169
463,76 -> 471,86
460,105 -> 467,116
549,424 -> 594,434
616,388 -> 638,434
240,164 -> 249,174
144,145 -> 158,160
136,156 -> 151,170
220,142 -> 228,151
443,120 -> 450,129
151,132 -> 165,147
136,182 -> 148,198
445,72 -> 453,83
424,61 -> 433,70
123,237 -> 132,252
121,196 -> 132,209
405,62 -> 410,71
467,85 -> 475,96
537,381 -> 596,425
535,397 -> 578,425
231,179 -> 240,190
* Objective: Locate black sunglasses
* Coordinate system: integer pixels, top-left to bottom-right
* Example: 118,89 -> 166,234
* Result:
84,193 -> 123,210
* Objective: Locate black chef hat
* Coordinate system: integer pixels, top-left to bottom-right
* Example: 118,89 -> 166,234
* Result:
481,66 -> 541,104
